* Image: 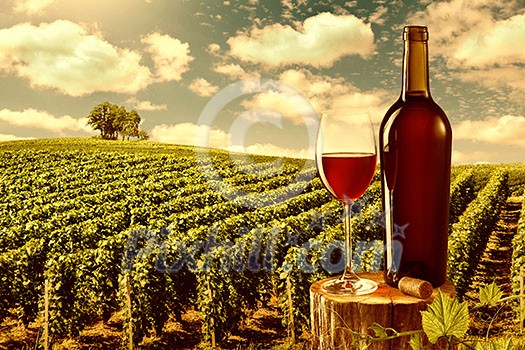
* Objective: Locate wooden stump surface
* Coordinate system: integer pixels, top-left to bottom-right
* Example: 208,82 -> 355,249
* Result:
310,272 -> 455,350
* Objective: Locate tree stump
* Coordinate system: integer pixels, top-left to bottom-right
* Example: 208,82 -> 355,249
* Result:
310,272 -> 455,350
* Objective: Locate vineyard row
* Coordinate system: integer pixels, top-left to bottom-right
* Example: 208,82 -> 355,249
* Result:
0,164 -> 520,348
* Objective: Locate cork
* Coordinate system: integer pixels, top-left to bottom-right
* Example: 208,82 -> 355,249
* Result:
398,277 -> 433,299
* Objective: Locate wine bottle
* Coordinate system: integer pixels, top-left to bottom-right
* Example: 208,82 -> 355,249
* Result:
379,26 -> 452,287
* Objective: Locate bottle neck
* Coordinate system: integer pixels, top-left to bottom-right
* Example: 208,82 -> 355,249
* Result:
401,39 -> 430,99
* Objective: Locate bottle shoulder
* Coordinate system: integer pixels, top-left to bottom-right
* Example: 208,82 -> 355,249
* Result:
392,95 -> 443,109
380,96 -> 449,126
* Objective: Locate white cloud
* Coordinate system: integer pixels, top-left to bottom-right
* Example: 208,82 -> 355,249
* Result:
408,0 -> 494,52
150,123 -> 229,149
454,115 -> 525,148
0,133 -> 35,142
330,91 -> 389,123
213,63 -> 255,80
14,0 -> 55,15
452,13 -> 525,67
149,122 -> 312,158
369,6 -> 388,25
0,108 -> 93,134
228,143 -> 313,159
408,0 -> 525,91
241,91 -> 314,126
0,22 -> 195,96
241,69 -> 390,125
455,66 -> 525,92
227,12 -> 375,67
452,150 -> 492,165
0,20 -> 152,96
125,97 -> 167,111
188,78 -> 219,97
207,43 -> 221,54
142,32 -> 194,82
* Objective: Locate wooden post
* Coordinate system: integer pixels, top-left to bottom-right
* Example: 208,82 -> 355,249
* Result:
310,272 -> 456,350
207,276 -> 216,348
520,266 -> 525,328
44,278 -> 49,350
126,274 -> 134,350
286,276 -> 296,344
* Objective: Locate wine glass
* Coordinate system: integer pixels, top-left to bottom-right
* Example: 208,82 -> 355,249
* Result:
316,109 -> 378,295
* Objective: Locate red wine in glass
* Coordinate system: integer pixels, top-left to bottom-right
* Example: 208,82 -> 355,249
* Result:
315,109 -> 378,295
320,152 -> 377,201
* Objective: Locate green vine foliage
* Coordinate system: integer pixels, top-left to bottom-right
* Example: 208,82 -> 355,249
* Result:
90,232 -> 128,322
274,190 -> 384,339
120,229 -> 169,346
196,246 -> 252,344
14,238 -> 47,327
45,252 -> 94,339
421,290 -> 469,344
277,246 -> 316,337
0,251 -> 14,323
0,238 -> 46,326
448,170 -> 509,297
158,237 -> 197,323
448,169 -> 476,230
358,283 -> 523,350
511,192 -> 525,306
2,143 -> 525,348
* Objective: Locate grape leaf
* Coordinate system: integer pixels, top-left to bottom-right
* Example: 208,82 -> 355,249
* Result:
409,333 -> 423,350
479,282 -> 503,307
476,338 -> 514,350
421,289 -> 469,344
369,322 -> 388,338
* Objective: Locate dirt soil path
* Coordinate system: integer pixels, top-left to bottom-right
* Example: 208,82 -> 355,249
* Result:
464,196 -> 523,337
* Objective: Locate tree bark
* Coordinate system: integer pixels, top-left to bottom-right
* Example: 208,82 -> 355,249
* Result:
310,272 -> 455,350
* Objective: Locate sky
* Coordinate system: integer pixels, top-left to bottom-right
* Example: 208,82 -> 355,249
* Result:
0,0 -> 524,164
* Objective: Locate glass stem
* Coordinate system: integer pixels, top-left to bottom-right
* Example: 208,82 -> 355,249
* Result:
342,200 -> 357,281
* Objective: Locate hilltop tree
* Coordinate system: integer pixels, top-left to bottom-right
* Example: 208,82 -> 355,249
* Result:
116,109 -> 141,140
138,129 -> 149,141
87,102 -> 148,140
87,102 -> 119,140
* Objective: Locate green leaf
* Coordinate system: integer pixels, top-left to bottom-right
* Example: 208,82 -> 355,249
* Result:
409,333 -> 423,350
479,282 -> 503,307
421,289 -> 469,344
476,338 -> 514,350
369,322 -> 388,339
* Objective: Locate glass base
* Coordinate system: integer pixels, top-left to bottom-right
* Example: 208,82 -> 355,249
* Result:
321,276 -> 378,296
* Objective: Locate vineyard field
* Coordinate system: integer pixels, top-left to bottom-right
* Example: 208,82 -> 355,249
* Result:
1,138 -> 525,349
